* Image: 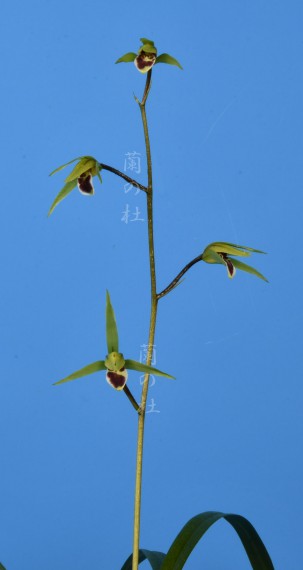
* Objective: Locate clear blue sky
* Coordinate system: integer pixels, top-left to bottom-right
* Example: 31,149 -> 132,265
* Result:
1,1 -> 302,568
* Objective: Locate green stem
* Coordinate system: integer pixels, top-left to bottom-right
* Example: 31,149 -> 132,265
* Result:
132,70 -> 158,570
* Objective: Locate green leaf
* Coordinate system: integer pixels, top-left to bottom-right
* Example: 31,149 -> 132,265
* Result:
48,179 -> 77,216
161,511 -> 274,570
106,291 -> 119,353
65,157 -> 96,183
231,259 -> 269,282
53,361 -> 106,385
0,563 -> 7,570
155,53 -> 183,70
124,359 -> 175,379
115,52 -> 137,64
49,156 -> 82,177
121,549 -> 166,570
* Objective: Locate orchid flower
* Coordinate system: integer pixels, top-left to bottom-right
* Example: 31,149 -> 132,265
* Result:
48,156 -> 102,216
116,38 -> 182,74
53,291 -> 174,391
201,242 -> 268,281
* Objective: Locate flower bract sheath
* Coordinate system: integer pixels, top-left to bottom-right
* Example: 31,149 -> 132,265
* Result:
202,242 -> 268,282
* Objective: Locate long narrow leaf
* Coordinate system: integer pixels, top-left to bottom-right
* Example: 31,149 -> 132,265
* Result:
121,549 -> 166,570
53,361 -> 106,385
124,359 -> 175,379
106,291 -> 119,353
161,511 -> 274,570
48,180 -> 77,216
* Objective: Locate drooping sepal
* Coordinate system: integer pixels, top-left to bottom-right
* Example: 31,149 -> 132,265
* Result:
155,53 -> 183,69
115,52 -> 137,64
48,180 -> 77,216
124,359 -> 175,379
53,361 -> 107,385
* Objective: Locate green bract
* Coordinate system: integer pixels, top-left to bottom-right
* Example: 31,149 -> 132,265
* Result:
48,156 -> 102,216
53,291 -> 175,391
116,37 -> 183,74
202,242 -> 268,282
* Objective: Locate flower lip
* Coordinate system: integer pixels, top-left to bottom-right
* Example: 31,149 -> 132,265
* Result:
77,172 -> 94,195
134,51 -> 157,73
106,368 -> 128,390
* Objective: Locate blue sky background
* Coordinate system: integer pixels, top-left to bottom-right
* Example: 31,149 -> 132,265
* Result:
1,1 -> 302,568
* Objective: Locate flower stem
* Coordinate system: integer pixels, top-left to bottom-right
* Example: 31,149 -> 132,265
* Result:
157,253 -> 203,300
132,70 -> 158,570
99,163 -> 147,192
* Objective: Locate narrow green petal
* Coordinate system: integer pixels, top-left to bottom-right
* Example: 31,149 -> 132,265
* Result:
155,53 -> 183,70
106,291 -> 119,353
53,361 -> 106,385
231,259 -> 269,282
49,156 -> 82,177
65,157 -> 96,183
115,52 -> 137,64
48,179 -> 77,216
124,359 -> 175,379
97,171 -> 102,185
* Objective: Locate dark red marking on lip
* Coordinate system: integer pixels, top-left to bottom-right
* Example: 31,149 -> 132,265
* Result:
106,371 -> 127,390
77,173 -> 94,195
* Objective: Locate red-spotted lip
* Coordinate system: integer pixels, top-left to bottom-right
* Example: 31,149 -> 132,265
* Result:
218,252 -> 236,278
106,368 -> 128,390
77,172 -> 94,195
134,51 -> 157,73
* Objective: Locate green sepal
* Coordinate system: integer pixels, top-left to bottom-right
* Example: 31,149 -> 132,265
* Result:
53,361 -> 107,385
139,44 -> 157,55
121,549 -> 166,570
115,52 -> 137,64
161,511 -> 274,570
202,249 -> 225,265
207,242 -> 266,256
124,359 -> 175,379
140,38 -> 155,47
48,179 -> 77,216
49,156 -> 82,177
106,291 -> 119,353
155,53 -> 183,70
0,563 -> 7,570
231,258 -> 269,282
65,157 -> 97,183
